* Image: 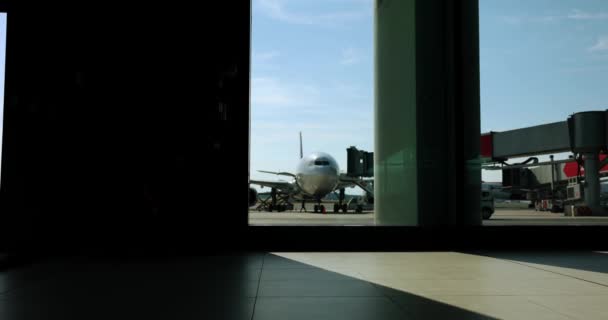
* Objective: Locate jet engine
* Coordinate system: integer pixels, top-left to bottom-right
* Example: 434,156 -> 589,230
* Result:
249,187 -> 258,207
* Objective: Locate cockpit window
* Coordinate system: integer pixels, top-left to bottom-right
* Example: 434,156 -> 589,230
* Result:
314,160 -> 330,166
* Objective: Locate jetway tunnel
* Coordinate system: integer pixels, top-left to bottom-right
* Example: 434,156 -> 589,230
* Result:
481,111 -> 608,215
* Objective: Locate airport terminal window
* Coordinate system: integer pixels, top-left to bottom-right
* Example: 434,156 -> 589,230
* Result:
479,1 -> 608,225
0,13 -> 6,182
249,1 -> 374,225
249,1 -> 608,227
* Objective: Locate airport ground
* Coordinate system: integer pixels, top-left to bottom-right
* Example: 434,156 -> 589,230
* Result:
249,206 -> 608,226
250,201 -> 374,226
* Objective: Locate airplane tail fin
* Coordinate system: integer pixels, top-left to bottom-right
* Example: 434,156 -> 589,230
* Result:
299,131 -> 303,159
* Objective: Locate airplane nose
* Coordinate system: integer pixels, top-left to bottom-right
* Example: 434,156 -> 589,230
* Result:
300,169 -> 339,196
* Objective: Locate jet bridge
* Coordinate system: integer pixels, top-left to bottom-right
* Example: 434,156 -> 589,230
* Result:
481,111 -> 608,214
345,146 -> 374,204
346,146 -> 374,178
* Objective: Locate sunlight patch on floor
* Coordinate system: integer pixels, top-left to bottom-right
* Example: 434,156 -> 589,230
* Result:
272,252 -> 608,320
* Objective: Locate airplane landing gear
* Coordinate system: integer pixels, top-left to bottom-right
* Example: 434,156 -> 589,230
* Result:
255,188 -> 292,212
355,205 -> 363,213
333,203 -> 348,213
271,187 -> 277,211
335,188 -> 347,213
313,197 -> 325,213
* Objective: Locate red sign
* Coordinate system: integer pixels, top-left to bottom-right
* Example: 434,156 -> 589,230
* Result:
563,162 -> 582,178
480,133 -> 493,159
563,154 -> 608,178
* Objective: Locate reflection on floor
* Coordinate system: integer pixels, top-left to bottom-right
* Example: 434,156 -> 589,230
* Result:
2,252 -> 608,319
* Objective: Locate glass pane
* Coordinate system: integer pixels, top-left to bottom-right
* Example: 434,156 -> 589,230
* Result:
249,0 -> 374,226
480,1 -> 608,225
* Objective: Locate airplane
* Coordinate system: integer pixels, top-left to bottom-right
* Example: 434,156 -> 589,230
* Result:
249,132 -> 373,213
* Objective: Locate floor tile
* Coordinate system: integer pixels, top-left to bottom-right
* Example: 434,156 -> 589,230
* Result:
526,295 -> 608,320
4,251 -> 608,320
258,280 -> 382,297
388,296 -> 497,320
263,255 -> 317,269
372,277 -> 608,296
108,257 -> 263,277
253,297 -> 406,320
355,265 -> 561,281
0,259 -> 95,295
392,294 -> 571,320
260,267 -> 360,281
472,251 -> 608,283
498,262 -> 608,287
0,289 -> 255,320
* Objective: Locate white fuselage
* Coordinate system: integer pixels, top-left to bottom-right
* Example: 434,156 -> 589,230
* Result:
294,152 -> 340,198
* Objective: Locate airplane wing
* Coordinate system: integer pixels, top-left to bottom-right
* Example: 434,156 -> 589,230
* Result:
250,179 -> 296,194
257,170 -> 297,178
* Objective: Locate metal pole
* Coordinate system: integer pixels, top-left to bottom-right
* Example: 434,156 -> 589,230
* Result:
583,152 -> 601,213
550,155 -> 555,197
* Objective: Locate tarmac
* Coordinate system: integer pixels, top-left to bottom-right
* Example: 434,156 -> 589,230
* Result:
249,207 -> 608,226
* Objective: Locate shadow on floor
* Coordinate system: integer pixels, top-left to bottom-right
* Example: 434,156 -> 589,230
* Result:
0,253 -> 497,320
256,254 -> 497,320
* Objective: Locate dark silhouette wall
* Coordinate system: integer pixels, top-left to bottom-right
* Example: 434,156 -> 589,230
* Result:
1,2 -> 605,255
0,3 -> 251,253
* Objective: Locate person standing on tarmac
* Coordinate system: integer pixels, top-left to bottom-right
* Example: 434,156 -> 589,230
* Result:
300,200 -> 307,212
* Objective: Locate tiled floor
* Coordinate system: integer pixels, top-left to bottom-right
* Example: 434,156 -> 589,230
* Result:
275,252 -> 608,319
1,252 -> 607,319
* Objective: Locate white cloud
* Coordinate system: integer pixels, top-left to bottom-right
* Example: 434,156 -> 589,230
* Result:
251,77 -> 372,118
501,9 -> 608,26
340,47 -> 360,65
332,82 -> 371,101
560,65 -> 608,74
589,36 -> 608,53
567,9 -> 608,20
255,0 -> 367,26
500,16 -> 524,25
253,51 -> 281,62
251,77 -> 296,107
500,14 -> 560,25
251,77 -> 325,110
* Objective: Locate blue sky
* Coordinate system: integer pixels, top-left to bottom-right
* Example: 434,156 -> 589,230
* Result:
251,0 -> 373,190
480,0 -> 608,181
251,0 -> 608,186
480,0 -> 608,133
